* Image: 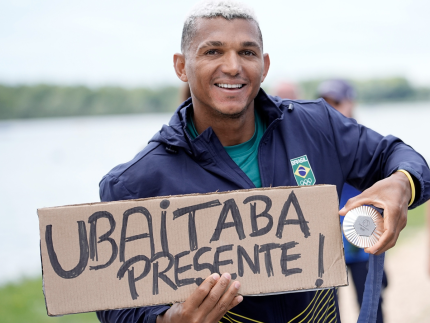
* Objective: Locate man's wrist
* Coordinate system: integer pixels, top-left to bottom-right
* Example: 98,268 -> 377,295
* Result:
156,314 -> 167,323
395,170 -> 415,206
154,306 -> 171,323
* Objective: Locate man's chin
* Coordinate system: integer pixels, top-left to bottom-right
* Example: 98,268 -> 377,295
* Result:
212,105 -> 249,119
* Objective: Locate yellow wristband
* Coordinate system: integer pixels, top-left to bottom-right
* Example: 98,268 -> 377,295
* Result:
396,170 -> 415,207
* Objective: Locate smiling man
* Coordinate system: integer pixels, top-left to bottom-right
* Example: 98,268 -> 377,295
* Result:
97,1 -> 430,323
175,12 -> 269,149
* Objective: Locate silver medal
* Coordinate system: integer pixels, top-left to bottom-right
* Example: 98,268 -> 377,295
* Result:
342,206 -> 384,249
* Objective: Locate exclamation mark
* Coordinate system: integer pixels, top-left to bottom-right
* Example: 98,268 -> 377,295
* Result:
315,233 -> 325,287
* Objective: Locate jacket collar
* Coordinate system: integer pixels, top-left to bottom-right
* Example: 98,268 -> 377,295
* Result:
149,88 -> 284,156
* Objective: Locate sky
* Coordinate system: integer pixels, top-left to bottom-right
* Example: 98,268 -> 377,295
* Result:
1,0 -> 430,88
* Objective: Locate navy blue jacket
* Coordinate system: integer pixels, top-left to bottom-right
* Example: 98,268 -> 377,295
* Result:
97,89 -> 430,323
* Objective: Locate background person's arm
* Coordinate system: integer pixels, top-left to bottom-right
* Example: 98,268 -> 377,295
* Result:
427,202 -> 430,276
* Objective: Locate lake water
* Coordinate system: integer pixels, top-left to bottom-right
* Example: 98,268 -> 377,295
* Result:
1,101 -> 429,284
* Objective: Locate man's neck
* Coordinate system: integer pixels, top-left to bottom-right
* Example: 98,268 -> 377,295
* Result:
193,101 -> 256,147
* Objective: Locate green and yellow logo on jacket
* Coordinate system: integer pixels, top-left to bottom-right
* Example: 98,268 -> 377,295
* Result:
290,155 -> 316,186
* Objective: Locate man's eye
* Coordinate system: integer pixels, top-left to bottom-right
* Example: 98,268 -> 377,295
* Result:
242,50 -> 255,56
206,49 -> 219,55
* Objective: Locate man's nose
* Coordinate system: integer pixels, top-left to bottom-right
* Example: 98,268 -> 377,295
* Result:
220,51 -> 241,76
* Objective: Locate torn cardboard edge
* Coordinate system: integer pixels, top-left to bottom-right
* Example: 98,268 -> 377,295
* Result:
37,185 -> 331,211
38,185 -> 347,316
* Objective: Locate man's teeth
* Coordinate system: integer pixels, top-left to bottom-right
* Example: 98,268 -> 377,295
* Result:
216,84 -> 244,89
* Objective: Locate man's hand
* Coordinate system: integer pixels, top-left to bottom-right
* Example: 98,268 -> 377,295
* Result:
339,171 -> 412,255
156,273 -> 243,323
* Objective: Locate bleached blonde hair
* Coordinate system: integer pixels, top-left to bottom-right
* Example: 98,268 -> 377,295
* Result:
181,0 -> 263,53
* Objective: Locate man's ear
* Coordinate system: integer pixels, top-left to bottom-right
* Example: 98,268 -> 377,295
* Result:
261,53 -> 271,83
173,53 -> 188,82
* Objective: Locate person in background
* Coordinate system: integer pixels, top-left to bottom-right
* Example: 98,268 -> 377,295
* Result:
427,203 -> 430,276
318,79 -> 355,118
273,80 -> 300,100
318,79 -> 387,323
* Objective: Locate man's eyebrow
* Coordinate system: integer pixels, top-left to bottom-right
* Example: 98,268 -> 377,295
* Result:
198,40 -> 261,51
241,41 -> 261,49
199,41 -> 225,49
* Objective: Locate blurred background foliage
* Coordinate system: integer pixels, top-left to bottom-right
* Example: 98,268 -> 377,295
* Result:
300,77 -> 430,103
1,77 -> 430,120
0,85 -> 180,119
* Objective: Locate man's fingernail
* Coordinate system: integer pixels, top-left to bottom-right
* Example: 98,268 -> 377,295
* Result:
234,281 -> 240,289
237,295 -> 243,303
340,207 -> 345,213
222,272 -> 231,280
373,249 -> 379,254
212,273 -> 220,281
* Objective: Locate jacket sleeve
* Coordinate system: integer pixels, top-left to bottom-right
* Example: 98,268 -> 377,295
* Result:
99,174 -> 134,202
97,306 -> 171,323
97,175 -> 171,323
323,100 -> 430,209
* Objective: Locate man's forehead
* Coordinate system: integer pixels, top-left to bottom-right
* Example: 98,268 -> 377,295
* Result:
191,17 -> 262,50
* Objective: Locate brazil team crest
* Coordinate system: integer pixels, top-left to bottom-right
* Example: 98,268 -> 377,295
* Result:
290,155 -> 316,186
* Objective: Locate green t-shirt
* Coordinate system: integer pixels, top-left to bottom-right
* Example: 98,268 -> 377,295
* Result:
186,109 -> 266,188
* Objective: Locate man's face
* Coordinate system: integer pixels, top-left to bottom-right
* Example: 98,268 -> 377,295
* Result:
177,17 -> 269,118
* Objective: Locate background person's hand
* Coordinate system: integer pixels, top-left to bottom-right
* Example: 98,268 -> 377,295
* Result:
156,273 -> 243,323
339,171 -> 412,255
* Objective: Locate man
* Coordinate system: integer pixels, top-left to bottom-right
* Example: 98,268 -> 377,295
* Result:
97,1 -> 430,322
318,79 -> 387,322
317,79 -> 355,119
273,81 -> 301,100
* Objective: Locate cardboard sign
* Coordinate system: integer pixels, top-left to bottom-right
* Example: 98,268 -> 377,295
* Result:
38,185 -> 347,316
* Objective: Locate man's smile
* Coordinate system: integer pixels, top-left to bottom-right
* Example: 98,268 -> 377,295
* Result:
215,83 -> 246,90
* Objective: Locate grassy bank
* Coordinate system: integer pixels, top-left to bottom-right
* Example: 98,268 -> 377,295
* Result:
0,278 -> 98,323
0,203 -> 426,322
